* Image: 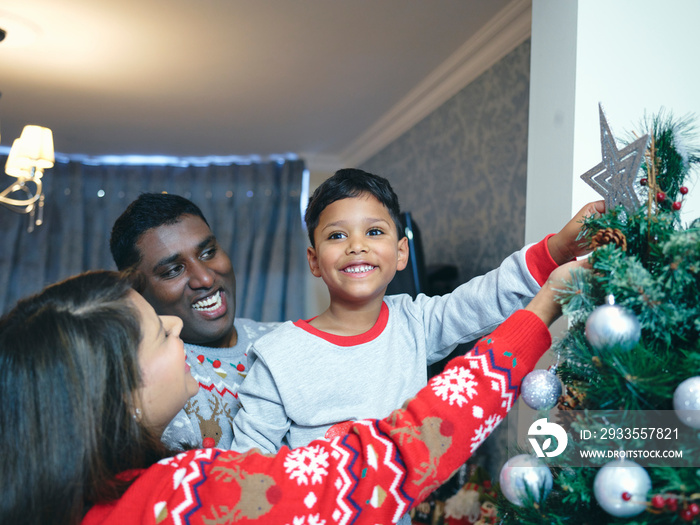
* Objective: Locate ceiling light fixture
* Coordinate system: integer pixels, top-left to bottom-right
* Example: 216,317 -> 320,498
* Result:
1,125 -> 54,232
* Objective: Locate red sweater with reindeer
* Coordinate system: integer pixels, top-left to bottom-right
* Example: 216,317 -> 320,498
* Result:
83,310 -> 550,525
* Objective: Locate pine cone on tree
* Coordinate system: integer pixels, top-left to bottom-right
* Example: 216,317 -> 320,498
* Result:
557,382 -> 586,411
590,227 -> 627,251
554,383 -> 588,438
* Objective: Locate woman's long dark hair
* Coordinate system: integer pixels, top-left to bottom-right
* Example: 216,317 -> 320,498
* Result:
0,271 -> 172,525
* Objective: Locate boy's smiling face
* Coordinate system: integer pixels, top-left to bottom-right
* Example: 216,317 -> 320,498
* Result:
307,193 -> 408,306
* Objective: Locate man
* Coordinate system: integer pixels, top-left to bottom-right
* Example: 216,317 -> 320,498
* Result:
110,193 -> 278,449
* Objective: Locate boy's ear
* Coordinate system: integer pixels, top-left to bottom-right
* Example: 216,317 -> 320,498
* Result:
396,236 -> 409,271
307,246 -> 322,277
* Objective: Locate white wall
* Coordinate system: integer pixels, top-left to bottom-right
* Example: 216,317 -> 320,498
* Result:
527,0 -> 700,244
525,0 -> 579,243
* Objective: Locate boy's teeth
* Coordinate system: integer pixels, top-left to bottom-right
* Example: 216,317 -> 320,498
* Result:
193,290 -> 222,311
344,265 -> 374,274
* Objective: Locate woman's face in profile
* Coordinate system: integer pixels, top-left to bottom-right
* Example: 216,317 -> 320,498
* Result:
130,291 -> 199,434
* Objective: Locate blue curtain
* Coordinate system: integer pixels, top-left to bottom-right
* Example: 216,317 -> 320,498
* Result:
0,157 -> 308,322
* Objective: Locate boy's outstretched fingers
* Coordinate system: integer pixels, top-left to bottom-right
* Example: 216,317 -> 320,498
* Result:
548,200 -> 606,264
578,200 -> 606,221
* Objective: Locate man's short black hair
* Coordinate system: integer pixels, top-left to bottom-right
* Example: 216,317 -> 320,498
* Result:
304,168 -> 402,247
110,193 -> 209,270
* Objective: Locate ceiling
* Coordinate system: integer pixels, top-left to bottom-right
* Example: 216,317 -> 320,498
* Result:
0,0 -> 530,172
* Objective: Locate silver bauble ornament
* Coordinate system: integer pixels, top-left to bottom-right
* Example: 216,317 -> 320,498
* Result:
593,459 -> 651,518
585,295 -> 641,351
673,376 -> 700,429
521,367 -> 562,410
499,454 -> 553,507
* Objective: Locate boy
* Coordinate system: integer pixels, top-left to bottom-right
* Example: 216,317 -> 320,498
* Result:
230,168 -> 602,454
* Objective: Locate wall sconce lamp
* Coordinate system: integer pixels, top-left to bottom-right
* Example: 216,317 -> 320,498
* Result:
1,125 -> 54,232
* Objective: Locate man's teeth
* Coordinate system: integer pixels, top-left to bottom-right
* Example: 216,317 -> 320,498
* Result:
192,290 -> 222,311
343,265 -> 375,274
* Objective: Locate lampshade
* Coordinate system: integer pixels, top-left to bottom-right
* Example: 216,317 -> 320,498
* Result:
15,125 -> 55,170
5,139 -> 34,178
1,123 -> 54,232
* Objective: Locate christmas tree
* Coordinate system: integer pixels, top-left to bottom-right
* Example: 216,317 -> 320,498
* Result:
497,107 -> 700,524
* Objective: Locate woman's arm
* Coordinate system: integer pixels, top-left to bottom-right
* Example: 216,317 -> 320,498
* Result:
84,306 -> 557,525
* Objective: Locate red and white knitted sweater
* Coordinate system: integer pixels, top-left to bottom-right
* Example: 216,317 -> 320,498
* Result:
83,309 -> 550,525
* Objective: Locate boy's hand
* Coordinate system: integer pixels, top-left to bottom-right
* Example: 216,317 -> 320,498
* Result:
547,200 -> 605,265
526,259 -> 588,326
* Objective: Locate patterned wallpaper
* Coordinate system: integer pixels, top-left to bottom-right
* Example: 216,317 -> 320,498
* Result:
361,39 -> 531,286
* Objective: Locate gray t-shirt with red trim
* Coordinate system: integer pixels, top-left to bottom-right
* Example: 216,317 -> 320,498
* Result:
230,240 -> 554,455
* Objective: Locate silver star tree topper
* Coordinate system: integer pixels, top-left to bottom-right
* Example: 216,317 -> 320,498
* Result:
580,105 -> 649,213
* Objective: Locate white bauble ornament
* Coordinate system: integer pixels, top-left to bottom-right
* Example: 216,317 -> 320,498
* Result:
499,454 -> 553,507
521,368 -> 562,410
585,295 -> 641,351
593,459 -> 651,518
673,376 -> 700,429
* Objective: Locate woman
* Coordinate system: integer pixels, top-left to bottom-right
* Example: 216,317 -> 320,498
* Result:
0,266 -> 571,524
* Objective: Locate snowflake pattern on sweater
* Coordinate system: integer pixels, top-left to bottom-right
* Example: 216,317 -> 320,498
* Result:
83,310 -> 550,525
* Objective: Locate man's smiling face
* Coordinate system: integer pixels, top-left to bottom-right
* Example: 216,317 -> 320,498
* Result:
134,214 -> 238,348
